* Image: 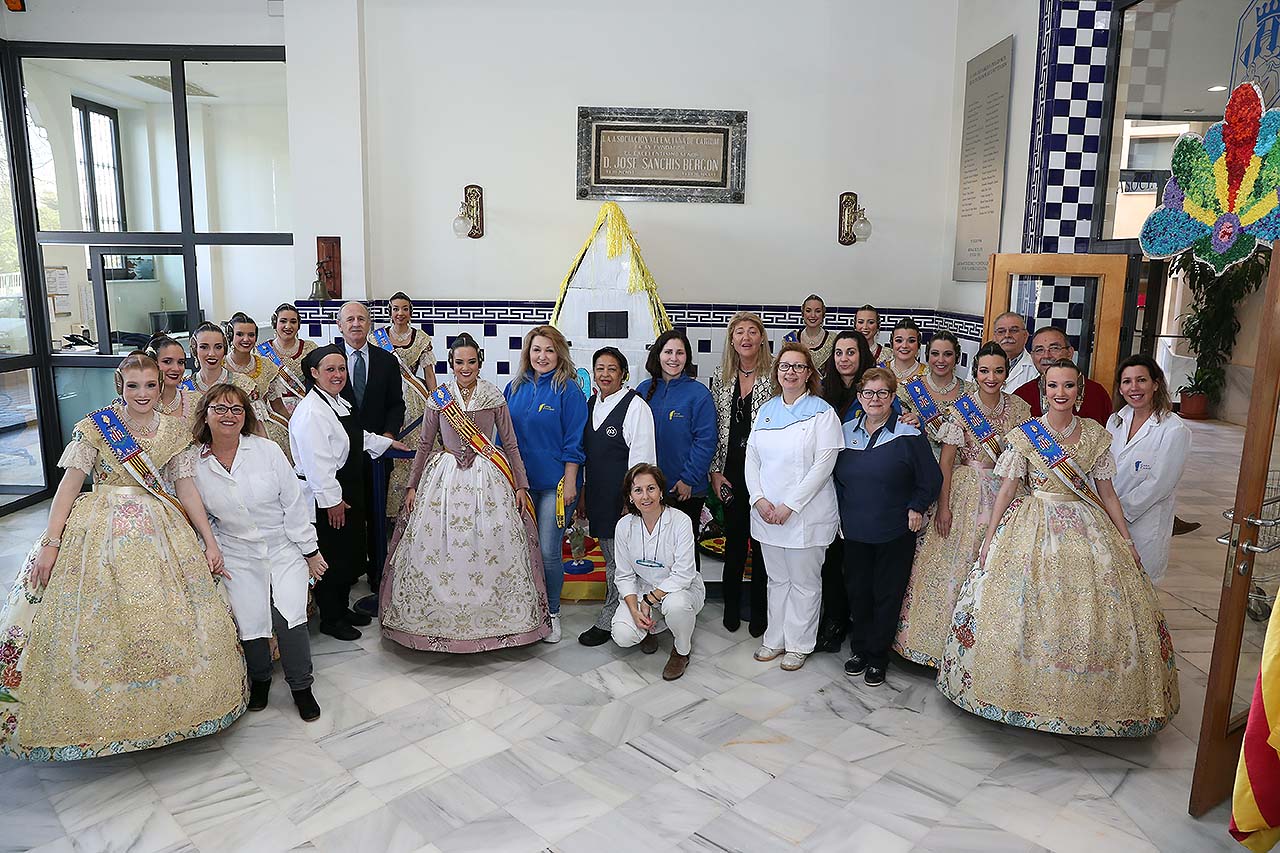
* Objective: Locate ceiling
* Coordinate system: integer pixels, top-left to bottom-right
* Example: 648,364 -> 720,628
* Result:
23,57 -> 287,107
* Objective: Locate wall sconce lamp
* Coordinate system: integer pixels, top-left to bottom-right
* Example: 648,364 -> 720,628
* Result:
838,191 -> 873,245
452,184 -> 485,239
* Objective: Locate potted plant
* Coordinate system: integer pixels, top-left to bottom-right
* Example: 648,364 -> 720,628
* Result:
1171,247 -> 1270,418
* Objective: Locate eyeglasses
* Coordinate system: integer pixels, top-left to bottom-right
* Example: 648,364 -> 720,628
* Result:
208,404 -> 246,416
857,389 -> 893,400
777,363 -> 810,374
994,325 -> 1025,336
1030,343 -> 1069,356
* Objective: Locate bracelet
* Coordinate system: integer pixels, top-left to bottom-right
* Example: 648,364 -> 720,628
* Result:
39,534 -> 62,549
302,549 -> 319,559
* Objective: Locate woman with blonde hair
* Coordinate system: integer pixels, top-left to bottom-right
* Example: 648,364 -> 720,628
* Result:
504,324 -> 588,643
709,311 -> 774,635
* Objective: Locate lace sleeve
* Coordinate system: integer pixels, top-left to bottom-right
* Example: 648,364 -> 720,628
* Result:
163,446 -> 198,483
266,374 -> 288,402
993,445 -> 1027,479
1091,448 -> 1118,480
57,427 -> 98,474
935,419 -> 964,447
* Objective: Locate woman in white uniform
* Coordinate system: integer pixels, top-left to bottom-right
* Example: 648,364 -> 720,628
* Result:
745,342 -> 844,672
189,384 -> 328,721
611,463 -> 706,681
1106,354 -> 1191,583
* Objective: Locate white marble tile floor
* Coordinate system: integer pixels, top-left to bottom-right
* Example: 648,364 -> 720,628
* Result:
0,418 -> 1253,850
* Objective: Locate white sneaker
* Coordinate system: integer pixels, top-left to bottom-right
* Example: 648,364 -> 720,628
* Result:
544,614 -> 562,643
780,652 -> 807,671
754,645 -> 783,662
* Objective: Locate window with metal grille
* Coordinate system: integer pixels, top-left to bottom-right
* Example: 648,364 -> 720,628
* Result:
70,97 -> 126,233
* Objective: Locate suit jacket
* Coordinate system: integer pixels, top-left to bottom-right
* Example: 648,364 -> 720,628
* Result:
708,366 -> 775,474
336,338 -> 406,437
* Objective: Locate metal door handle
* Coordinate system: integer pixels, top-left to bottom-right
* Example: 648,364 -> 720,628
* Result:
1245,540 -> 1280,554
1224,509 -> 1280,526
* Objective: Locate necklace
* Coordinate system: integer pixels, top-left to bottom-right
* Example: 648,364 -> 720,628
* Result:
156,388 -> 181,416
457,382 -> 477,404
973,391 -> 1005,419
389,325 -> 412,345
738,364 -> 756,376
227,351 -> 254,373
800,327 -> 825,348
891,360 -> 921,381
1042,415 -> 1079,442
925,372 -> 958,396
121,408 -> 159,436
194,368 -> 229,391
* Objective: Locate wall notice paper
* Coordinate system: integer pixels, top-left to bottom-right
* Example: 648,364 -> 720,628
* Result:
45,266 -> 72,316
953,35 -> 1014,281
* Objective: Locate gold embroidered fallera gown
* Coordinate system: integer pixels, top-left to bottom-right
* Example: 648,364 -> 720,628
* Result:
226,353 -> 292,462
0,407 -> 247,761
936,417 -> 1179,737
895,390 -> 1030,667
265,337 -> 317,416
384,327 -> 435,519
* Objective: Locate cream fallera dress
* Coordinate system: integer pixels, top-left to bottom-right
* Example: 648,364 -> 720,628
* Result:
0,408 -> 247,761
384,328 -> 435,519
936,417 -> 1179,737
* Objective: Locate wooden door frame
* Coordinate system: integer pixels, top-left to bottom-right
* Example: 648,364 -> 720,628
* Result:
1190,256 -> 1280,815
984,253 -> 1129,394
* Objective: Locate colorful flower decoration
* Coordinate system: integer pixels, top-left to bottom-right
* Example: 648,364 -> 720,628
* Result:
1139,81 -> 1280,274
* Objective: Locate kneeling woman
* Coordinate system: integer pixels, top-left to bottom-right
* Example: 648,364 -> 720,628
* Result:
937,359 -> 1179,736
381,333 -> 551,651
0,353 -> 247,761
611,463 -> 706,681
189,384 -> 327,722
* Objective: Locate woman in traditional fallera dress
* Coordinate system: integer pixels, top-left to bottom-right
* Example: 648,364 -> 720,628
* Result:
379,291 -> 438,520
937,359 -> 1179,736
148,334 -> 203,428
226,312 -> 293,461
262,302 -> 316,416
0,353 -> 247,761
186,322 -> 259,416
885,317 -> 927,390
894,342 -> 1030,668
898,331 -> 965,462
783,294 -> 835,375
381,333 -> 551,651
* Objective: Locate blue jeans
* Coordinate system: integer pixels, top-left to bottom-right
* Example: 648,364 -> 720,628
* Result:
530,488 -> 577,614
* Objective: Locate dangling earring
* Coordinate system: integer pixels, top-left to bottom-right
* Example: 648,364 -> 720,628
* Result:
1074,394 -> 1083,414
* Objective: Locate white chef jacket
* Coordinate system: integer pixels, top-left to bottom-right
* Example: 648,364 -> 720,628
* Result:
1002,351 -> 1039,393
590,386 -> 657,468
290,387 -> 394,509
1106,406 -> 1191,582
191,434 -> 317,640
613,507 -> 702,598
744,393 -> 843,549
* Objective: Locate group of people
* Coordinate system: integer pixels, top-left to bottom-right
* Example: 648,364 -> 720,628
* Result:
0,293 -> 1191,763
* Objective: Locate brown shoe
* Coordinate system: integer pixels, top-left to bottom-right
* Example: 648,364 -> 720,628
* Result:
640,633 -> 660,654
1172,516 -> 1201,536
662,650 -> 690,680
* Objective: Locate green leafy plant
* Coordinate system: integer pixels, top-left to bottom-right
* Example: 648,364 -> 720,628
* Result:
1171,247 -> 1270,403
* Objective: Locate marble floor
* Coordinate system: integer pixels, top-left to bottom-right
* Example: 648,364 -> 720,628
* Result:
0,418 -> 1253,852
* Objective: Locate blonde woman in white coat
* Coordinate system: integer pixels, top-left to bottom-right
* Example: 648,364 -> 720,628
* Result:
1106,355 -> 1191,583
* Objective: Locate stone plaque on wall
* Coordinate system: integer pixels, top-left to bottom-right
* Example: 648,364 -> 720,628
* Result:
953,35 -> 1014,281
577,106 -> 747,203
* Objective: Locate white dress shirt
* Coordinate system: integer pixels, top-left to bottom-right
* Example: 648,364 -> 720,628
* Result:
613,507 -> 701,598
590,387 -> 657,468
1106,406 -> 1191,582
1002,350 -> 1039,393
191,434 -> 317,639
290,387 -> 394,509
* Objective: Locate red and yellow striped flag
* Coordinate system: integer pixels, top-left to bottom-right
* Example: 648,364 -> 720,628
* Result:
1232,604 -> 1280,851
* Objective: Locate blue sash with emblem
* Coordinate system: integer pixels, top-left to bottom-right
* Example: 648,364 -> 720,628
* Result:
902,376 -> 949,443
372,327 -> 431,440
1018,419 -> 1105,511
256,341 -> 307,399
951,393 -> 1002,463
179,377 -> 196,392
89,406 -> 189,520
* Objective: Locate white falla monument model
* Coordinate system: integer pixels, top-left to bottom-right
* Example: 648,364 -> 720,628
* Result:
551,202 -> 671,393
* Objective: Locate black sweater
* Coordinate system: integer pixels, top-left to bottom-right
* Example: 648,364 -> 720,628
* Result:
834,420 -> 942,544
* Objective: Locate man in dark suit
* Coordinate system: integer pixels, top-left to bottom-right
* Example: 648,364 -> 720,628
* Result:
335,301 -> 405,616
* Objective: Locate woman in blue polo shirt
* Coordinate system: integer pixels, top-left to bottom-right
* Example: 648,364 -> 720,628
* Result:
505,325 -> 588,644
834,367 -> 941,687
636,330 -> 717,536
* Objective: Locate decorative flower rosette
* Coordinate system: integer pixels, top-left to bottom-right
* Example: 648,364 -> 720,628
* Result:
1139,81 -> 1280,274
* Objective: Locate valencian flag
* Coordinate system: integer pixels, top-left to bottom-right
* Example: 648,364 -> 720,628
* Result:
1232,604 -> 1280,850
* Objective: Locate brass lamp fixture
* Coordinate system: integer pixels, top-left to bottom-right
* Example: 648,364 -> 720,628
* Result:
452,184 -> 485,239
838,191 -> 873,245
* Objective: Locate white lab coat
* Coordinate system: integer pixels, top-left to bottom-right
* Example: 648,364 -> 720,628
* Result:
1002,351 -> 1039,393
1106,406 -> 1191,582
289,387 -> 393,509
744,393 -> 843,549
191,434 -> 318,640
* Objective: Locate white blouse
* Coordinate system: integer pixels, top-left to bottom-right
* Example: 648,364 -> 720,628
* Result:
290,387 -> 394,508
613,507 -> 699,599
590,387 -> 657,469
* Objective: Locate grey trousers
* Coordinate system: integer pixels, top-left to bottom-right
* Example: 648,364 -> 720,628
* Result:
242,604 -> 314,692
594,537 -> 621,631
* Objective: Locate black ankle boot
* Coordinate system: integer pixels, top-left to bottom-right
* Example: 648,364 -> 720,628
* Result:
292,687 -> 321,722
247,679 -> 271,712
815,620 -> 848,654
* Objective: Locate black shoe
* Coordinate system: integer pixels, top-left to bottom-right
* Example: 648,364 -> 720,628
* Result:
578,626 -> 612,647
1172,516 -> 1201,536
722,610 -> 741,633
843,654 -> 868,677
748,620 -> 766,638
247,679 -> 271,711
344,608 -> 373,627
292,687 -> 322,722
864,665 -> 886,687
815,621 -> 847,654
320,620 -> 361,641
353,594 -> 379,618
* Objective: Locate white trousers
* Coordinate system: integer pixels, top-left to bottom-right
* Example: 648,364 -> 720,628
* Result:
760,543 -> 825,655
611,576 -> 706,655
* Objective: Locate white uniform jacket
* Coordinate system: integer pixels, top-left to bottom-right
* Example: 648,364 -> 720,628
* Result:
191,434 -> 318,640
1002,351 -> 1039,393
744,392 -> 844,549
1106,406 -> 1191,582
289,387 -> 393,509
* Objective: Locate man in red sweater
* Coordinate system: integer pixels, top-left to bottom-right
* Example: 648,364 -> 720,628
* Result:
1013,326 -> 1113,426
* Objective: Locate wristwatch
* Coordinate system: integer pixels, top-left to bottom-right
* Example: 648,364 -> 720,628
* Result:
38,534 -> 62,549
302,549 -> 320,559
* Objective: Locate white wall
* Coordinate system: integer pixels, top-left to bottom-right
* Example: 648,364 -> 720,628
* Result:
361,0 -> 960,310
1,0 -> 282,44
936,0 -> 1041,316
